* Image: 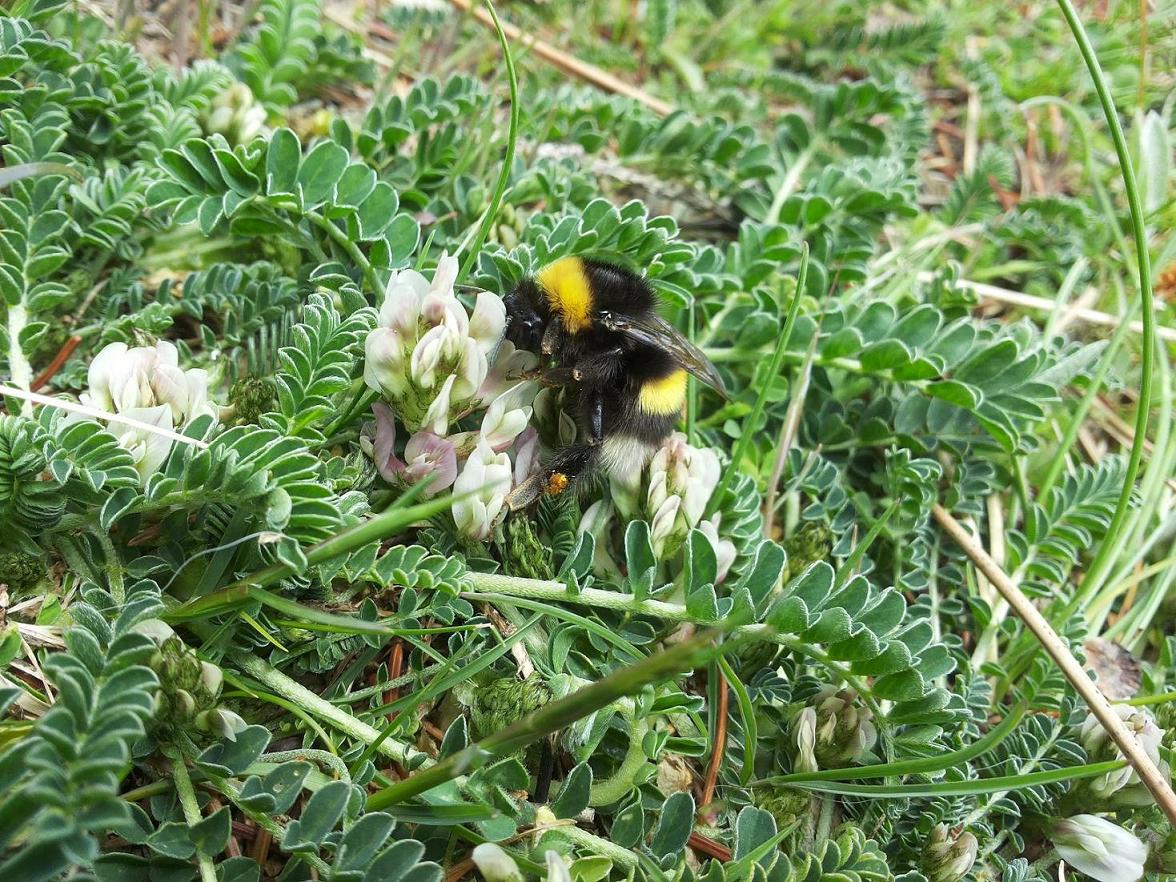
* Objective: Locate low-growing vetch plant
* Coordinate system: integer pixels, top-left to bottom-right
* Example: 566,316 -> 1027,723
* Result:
1,0 -> 1174,880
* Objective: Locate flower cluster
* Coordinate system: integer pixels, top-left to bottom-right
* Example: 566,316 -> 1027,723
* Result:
1051,815 -> 1148,882
202,82 -> 267,145
363,256 -> 537,539
605,432 -> 735,580
1080,706 -> 1168,803
792,687 -> 877,773
80,341 -> 217,480
922,825 -> 979,882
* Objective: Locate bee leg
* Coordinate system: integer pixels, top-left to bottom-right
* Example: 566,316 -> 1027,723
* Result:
541,317 -> 563,356
506,443 -> 600,511
507,366 -> 579,386
586,388 -> 604,445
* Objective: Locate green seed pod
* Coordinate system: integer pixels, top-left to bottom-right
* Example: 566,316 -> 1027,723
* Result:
0,551 -> 45,593
228,377 -> 277,425
502,516 -> 554,581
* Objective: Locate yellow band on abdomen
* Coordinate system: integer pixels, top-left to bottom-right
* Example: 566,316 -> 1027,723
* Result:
638,369 -> 688,415
536,257 -> 593,332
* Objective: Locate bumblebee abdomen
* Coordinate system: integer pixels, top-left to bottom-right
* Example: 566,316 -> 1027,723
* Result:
637,369 -> 688,416
536,257 -> 594,333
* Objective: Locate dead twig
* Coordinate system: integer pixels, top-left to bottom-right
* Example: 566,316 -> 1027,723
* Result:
446,0 -> 673,116
915,273 -> 1176,343
933,503 -> 1176,827
699,670 -> 728,810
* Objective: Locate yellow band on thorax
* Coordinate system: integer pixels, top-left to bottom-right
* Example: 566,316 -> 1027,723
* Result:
638,369 -> 687,415
536,257 -> 593,333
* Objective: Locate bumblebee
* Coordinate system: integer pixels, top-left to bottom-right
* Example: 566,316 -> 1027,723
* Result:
502,256 -> 727,510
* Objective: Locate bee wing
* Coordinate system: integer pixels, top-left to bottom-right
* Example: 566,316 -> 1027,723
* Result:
606,312 -> 729,399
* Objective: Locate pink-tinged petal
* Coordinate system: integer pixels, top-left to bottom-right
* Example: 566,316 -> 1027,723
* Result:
469,289 -> 507,354
410,325 -> 450,388
371,402 -> 406,482
513,427 -> 540,484
421,374 -> 456,435
404,430 -> 458,494
453,337 -> 488,401
364,328 -> 408,398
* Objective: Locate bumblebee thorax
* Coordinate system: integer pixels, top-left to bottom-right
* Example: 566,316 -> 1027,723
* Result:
535,257 -> 594,333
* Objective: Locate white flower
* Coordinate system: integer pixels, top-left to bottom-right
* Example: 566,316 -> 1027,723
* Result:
364,253 -> 508,435
422,375 -> 456,436
479,339 -> 537,405
793,706 -> 818,773
452,438 -> 512,540
364,328 -> 408,400
698,514 -> 737,583
1080,706 -> 1167,800
545,851 -> 572,882
480,382 -> 537,452
1051,815 -> 1148,882
643,432 -> 724,556
78,341 -> 218,481
471,844 -> 523,882
923,825 -> 979,882
469,289 -> 508,355
83,341 -> 214,424
116,405 -> 176,481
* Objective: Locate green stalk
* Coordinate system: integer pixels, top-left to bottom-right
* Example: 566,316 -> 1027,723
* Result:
786,760 -> 1125,797
707,244 -> 809,518
457,0 -> 519,282
231,651 -> 432,768
462,580 -> 880,713
367,627 -> 737,808
164,490 -> 457,622
1037,297 -> 1133,500
588,703 -> 650,807
1053,0 -> 1156,608
171,757 -> 217,882
760,702 -> 1027,785
305,210 -> 375,292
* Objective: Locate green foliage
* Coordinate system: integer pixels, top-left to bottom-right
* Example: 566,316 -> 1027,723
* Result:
0,1 -> 1168,879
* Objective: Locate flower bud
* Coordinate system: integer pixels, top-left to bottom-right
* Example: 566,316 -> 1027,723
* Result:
199,661 -> 224,698
793,687 -> 876,771
1051,815 -> 1147,882
922,825 -> 979,882
452,438 -> 512,540
793,706 -> 819,773
546,851 -> 572,882
471,844 -> 523,882
1080,706 -> 1166,801
195,708 -> 249,741
133,618 -> 176,646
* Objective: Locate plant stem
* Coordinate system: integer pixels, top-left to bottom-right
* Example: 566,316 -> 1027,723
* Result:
588,704 -> 649,807
1053,0 -> 1156,610
5,303 -> 33,416
367,627 -> 736,808
708,244 -> 809,518
457,0 -> 518,281
165,491 -> 456,621
305,211 -> 375,291
171,757 -> 217,882
461,577 -> 879,711
231,651 -> 432,768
